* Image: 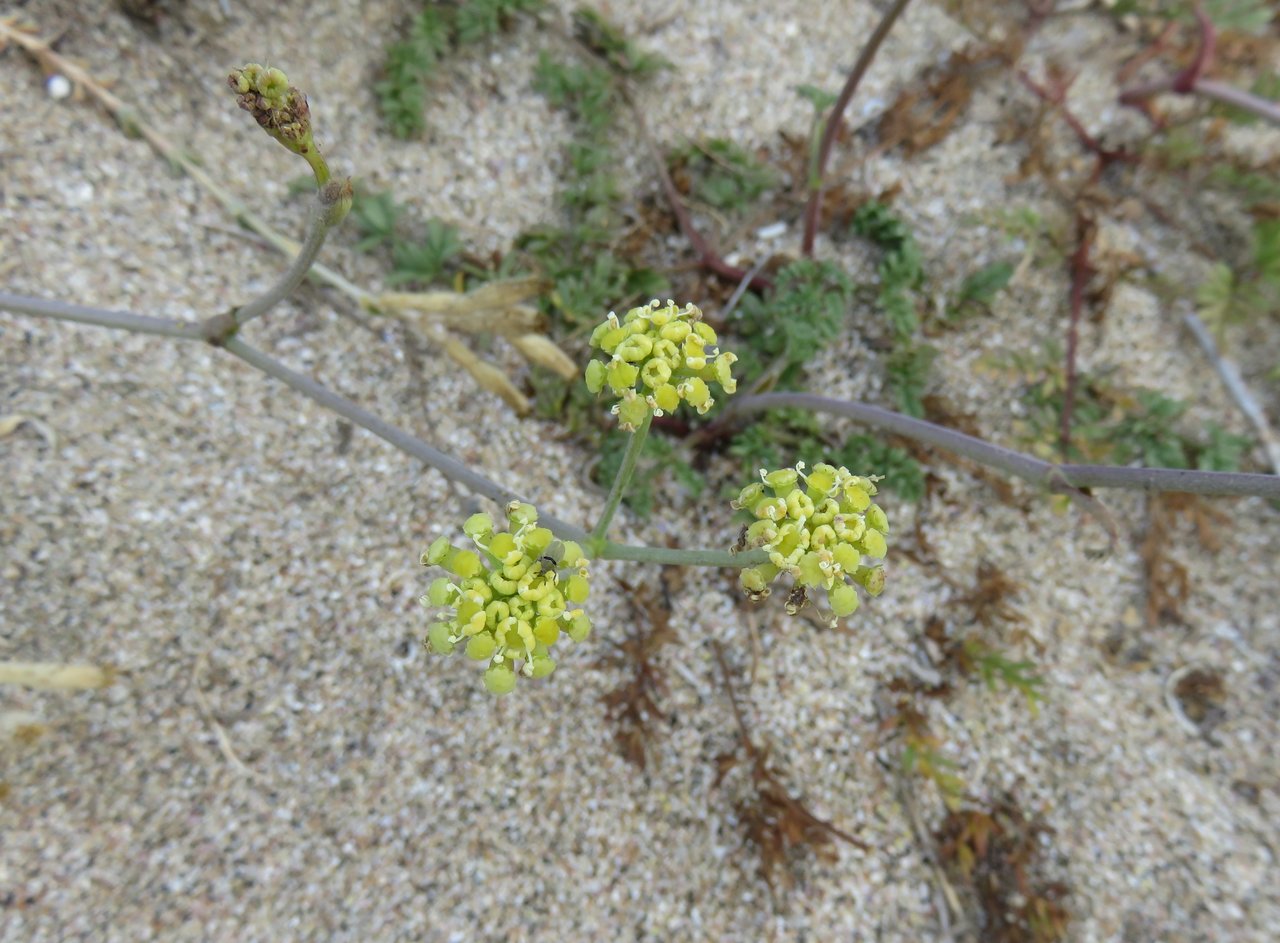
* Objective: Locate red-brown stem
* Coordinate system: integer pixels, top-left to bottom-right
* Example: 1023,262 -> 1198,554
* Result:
1060,212 -> 1095,460
1116,21 -> 1178,87
1174,0 -> 1216,94
800,0 -> 914,257
628,96 -> 772,292
1116,1 -> 1280,127
1018,68 -> 1139,180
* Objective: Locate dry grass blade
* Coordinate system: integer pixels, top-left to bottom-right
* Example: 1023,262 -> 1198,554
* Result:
433,328 -> 530,415
0,661 -> 114,691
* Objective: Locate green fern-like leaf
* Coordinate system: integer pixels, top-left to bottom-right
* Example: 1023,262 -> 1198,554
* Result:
732,260 -> 853,388
388,218 -> 463,286
350,189 -> 404,253
885,343 -> 937,419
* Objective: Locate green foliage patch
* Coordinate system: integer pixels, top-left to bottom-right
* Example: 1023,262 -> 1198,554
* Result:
378,0 -> 545,138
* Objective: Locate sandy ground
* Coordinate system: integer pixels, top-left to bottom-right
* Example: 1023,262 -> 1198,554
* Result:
2,1 -> 1279,940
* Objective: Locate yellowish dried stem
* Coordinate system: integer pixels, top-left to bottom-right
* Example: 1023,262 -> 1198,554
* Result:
375,294 -> 544,337
434,328 -> 531,415
510,333 -> 578,379
0,660 -> 114,690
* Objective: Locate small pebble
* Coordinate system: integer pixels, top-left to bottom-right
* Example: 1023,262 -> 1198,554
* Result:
46,74 -> 72,100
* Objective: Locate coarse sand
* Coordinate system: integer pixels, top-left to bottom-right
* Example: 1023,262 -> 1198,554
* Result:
2,1 -> 1279,941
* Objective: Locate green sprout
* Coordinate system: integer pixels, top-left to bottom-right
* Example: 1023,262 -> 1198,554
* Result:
228,63 -> 331,186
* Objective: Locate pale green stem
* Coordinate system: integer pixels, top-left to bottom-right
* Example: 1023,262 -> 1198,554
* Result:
0,291 -> 204,340
229,181 -> 349,331
0,291 -> 767,563
590,412 -> 653,551
599,543 -> 768,567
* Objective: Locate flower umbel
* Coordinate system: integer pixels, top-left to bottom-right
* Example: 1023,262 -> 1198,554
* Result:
420,502 -> 591,695
733,462 -> 888,623
585,299 -> 738,430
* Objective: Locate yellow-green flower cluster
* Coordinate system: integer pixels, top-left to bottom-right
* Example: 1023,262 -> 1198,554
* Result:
733,462 -> 888,621
420,502 -> 591,695
585,299 -> 738,430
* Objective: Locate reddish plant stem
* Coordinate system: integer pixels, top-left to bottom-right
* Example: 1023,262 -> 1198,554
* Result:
1118,1 -> 1279,126
800,0 -> 914,257
566,21 -> 772,293
1116,21 -> 1179,87
1017,68 -> 1136,172
628,94 -> 772,292
1060,213 -> 1095,460
1174,0 -> 1216,94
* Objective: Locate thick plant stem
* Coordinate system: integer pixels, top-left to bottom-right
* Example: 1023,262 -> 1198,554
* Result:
590,412 -> 652,552
729,392 -> 1280,499
0,289 -> 770,562
1181,310 -> 1280,474
800,0 -> 913,256
218,337 -> 590,543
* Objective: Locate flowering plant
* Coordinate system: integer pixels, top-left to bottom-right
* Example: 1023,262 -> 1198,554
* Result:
733,462 -> 887,622
422,302 -> 889,692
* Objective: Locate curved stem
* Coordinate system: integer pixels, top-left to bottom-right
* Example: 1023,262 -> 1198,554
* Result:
728,392 -> 1280,500
591,412 -> 652,549
800,0 -> 913,256
1191,79 -> 1280,125
226,181 -> 349,332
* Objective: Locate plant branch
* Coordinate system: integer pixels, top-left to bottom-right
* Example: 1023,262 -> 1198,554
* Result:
1,289 -> 775,565
217,337 -> 588,542
558,20 -> 771,293
1122,75 -> 1280,126
1181,309 -> 1280,475
591,412 -> 652,549
800,0 -> 914,256
599,543 -> 769,567
225,180 -> 350,332
1117,1 -> 1280,127
628,95 -> 771,291
0,291 -> 205,341
1060,212 -> 1094,459
727,392 -> 1280,499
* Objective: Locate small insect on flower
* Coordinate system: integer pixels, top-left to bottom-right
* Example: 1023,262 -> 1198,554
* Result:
732,461 -> 889,626
784,585 -> 809,615
536,539 -> 566,579
420,505 -> 592,694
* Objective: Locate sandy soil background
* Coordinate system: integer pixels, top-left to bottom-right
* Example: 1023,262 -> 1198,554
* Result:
2,1 -> 1279,940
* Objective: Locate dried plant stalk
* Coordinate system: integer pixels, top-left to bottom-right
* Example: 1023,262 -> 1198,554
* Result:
510,333 -> 578,379
433,329 -> 531,415
0,661 -> 113,690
